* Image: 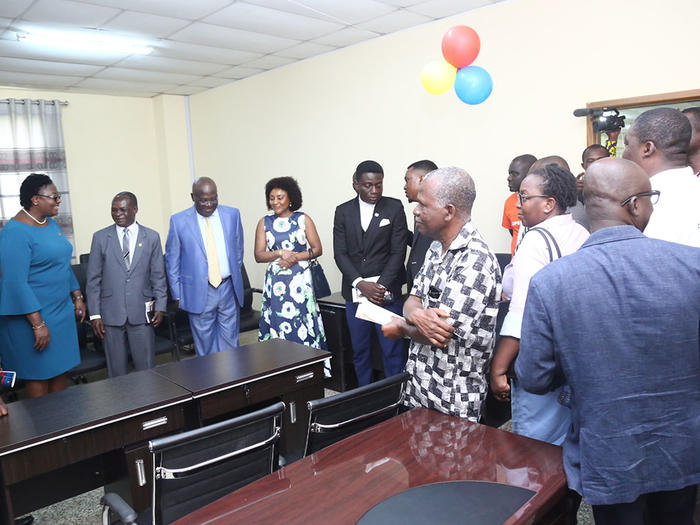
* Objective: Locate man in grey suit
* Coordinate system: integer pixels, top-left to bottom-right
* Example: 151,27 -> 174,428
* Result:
86,192 -> 168,377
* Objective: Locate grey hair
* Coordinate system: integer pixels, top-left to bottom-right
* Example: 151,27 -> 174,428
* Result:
423,166 -> 476,213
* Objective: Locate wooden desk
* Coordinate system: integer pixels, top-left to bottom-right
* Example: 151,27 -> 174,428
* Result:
0,340 -> 329,524
0,370 -> 191,524
173,408 -> 568,525
151,339 -> 328,461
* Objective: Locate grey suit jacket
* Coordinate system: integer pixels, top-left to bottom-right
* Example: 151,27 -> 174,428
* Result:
86,223 -> 168,326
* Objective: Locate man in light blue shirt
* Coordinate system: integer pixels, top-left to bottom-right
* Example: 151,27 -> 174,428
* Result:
165,177 -> 245,355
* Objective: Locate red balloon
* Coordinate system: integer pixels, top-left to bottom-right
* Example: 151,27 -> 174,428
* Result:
441,26 -> 480,69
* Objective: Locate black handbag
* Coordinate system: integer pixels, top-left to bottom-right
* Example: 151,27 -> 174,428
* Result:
307,248 -> 331,299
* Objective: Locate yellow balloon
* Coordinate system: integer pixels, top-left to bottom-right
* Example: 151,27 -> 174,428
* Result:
421,60 -> 457,95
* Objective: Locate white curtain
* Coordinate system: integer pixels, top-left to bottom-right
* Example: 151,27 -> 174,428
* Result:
0,98 -> 75,257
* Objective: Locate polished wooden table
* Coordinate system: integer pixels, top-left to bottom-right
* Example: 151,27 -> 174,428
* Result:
173,408 -> 568,525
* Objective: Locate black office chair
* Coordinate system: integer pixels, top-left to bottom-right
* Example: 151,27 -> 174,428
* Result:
304,372 -> 409,456
69,261 -> 107,383
239,264 -> 262,333
101,401 -> 285,525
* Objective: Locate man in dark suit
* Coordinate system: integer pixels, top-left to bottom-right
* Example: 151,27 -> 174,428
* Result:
333,160 -> 409,385
86,192 -> 167,377
403,159 -> 438,292
165,177 -> 244,355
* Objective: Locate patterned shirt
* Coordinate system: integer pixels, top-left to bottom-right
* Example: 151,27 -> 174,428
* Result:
405,221 -> 501,420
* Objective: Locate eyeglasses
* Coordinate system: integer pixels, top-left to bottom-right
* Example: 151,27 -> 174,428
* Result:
36,194 -> 62,202
620,190 -> 660,207
196,199 -> 217,206
517,192 -> 551,205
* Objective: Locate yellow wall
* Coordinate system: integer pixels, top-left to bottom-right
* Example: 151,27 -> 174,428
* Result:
0,88 -> 191,255
2,0 -> 697,295
188,0 -> 699,293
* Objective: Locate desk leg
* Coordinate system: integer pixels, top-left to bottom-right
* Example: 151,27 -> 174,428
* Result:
279,366 -> 324,462
0,472 -> 14,525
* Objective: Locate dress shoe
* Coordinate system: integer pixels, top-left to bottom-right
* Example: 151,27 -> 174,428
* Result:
15,515 -> 34,525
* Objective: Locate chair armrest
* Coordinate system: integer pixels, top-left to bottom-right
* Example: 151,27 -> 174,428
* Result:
101,492 -> 137,525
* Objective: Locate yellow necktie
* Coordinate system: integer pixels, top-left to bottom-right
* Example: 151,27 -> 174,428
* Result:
205,217 -> 222,288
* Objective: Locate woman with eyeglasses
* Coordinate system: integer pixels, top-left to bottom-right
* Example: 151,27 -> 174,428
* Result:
0,173 -> 83,399
490,164 -> 589,445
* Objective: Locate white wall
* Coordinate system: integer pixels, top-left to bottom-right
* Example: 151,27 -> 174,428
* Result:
189,0 -> 699,293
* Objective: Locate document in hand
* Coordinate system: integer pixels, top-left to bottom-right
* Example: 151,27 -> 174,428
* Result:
355,301 -> 404,326
351,275 -> 380,303
145,300 -> 155,324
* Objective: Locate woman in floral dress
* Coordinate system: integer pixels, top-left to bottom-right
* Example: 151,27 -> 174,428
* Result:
254,177 -> 327,358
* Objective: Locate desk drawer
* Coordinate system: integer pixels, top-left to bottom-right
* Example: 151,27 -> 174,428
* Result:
1,404 -> 185,484
197,363 -> 324,421
247,363 -> 324,405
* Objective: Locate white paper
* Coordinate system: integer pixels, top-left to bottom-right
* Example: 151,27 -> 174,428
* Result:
145,300 -> 155,323
355,300 -> 404,326
352,275 -> 380,303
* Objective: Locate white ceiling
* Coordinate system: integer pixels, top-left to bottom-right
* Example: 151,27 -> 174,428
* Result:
0,0 -> 503,98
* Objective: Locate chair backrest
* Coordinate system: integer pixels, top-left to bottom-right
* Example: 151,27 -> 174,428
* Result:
304,372 -> 409,456
241,263 -> 253,312
150,401 -> 285,525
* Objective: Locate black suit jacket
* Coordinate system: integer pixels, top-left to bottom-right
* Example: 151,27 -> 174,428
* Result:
406,223 -> 435,293
333,196 -> 408,302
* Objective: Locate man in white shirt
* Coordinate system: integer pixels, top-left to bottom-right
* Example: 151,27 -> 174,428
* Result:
86,192 -> 168,376
622,107 -> 700,247
333,160 -> 409,385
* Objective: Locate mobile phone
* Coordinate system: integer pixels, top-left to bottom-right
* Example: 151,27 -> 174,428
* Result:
0,370 -> 16,388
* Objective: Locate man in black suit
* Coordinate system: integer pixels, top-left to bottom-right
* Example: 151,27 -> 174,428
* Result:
333,160 -> 409,385
404,159 -> 438,291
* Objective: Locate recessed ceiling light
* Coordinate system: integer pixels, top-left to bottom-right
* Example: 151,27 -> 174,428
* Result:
16,29 -> 153,55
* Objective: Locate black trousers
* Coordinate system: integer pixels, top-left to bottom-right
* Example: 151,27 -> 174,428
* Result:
592,484 -> 697,525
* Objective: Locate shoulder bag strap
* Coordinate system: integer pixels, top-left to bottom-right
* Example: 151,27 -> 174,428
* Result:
528,227 -> 562,261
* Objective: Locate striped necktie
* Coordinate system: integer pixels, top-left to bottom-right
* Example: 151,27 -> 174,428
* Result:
122,227 -> 130,270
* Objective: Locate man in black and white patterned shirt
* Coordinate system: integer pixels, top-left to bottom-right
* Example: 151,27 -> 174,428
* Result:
383,166 -> 501,420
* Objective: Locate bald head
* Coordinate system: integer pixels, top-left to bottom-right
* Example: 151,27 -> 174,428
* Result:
192,176 -> 216,194
191,177 -> 218,217
529,155 -> 570,173
583,157 -> 654,232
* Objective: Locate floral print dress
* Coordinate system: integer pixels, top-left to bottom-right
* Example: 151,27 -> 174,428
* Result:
258,212 -> 328,360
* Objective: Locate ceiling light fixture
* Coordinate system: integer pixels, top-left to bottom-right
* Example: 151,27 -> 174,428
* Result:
16,29 -> 153,55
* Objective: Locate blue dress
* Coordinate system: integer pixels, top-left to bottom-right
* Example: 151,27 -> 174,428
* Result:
258,212 -> 327,352
0,218 -> 80,379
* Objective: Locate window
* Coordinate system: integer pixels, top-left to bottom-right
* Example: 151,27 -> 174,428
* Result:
0,98 -> 76,258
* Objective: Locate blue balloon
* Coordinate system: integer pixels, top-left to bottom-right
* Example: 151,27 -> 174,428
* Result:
453,65 -> 492,105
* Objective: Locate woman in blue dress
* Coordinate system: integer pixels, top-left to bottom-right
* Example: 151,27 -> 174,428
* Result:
0,173 -> 84,398
254,177 -> 327,358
